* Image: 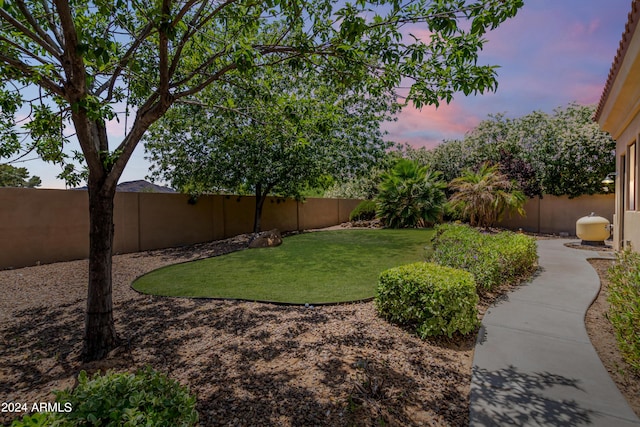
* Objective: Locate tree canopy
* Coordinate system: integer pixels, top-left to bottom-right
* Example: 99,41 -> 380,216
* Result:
0,164 -> 41,187
401,103 -> 615,198
144,66 -> 396,231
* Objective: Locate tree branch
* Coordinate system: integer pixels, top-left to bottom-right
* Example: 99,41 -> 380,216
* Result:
94,23 -> 154,99
173,63 -> 237,99
40,0 -> 65,47
15,0 -> 63,55
53,0 -> 102,172
158,0 -> 171,98
0,6 -> 62,59
0,52 -> 65,97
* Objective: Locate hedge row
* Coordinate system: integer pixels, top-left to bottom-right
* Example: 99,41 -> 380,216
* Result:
429,223 -> 538,291
375,223 -> 538,338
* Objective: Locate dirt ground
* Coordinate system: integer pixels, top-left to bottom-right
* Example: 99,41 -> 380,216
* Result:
0,234 -> 637,426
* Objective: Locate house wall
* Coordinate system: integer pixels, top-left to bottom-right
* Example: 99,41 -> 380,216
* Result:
596,4 -> 640,251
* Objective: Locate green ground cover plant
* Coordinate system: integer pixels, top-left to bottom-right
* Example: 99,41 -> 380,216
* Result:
375,262 -> 479,338
608,248 -> 640,372
11,367 -> 198,427
429,223 -> 537,291
349,200 -> 377,221
133,229 -> 434,304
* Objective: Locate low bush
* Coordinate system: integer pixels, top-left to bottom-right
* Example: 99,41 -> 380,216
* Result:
349,200 -> 377,221
429,223 -> 537,291
11,367 -> 199,427
608,248 -> 640,373
375,262 -> 479,338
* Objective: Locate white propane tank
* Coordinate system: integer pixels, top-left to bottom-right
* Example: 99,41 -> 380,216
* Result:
576,212 -> 611,244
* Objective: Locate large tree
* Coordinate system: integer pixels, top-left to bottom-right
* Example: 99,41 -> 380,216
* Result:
422,103 -> 615,197
144,67 -> 395,233
0,0 -> 523,361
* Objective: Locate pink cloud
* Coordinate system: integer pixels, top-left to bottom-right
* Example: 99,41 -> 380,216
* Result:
384,102 -> 483,149
568,19 -> 602,38
105,104 -> 135,139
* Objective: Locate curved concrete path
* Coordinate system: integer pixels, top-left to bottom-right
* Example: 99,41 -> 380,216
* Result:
469,239 -> 640,426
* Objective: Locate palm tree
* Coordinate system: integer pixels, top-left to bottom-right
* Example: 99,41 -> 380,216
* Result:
448,163 -> 526,228
376,159 -> 447,228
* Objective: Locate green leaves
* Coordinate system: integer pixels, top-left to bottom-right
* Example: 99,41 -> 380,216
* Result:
144,65 -> 393,209
0,164 -> 41,188
607,248 -> 640,373
10,367 -> 199,427
376,159 -> 447,228
71,95 -> 116,121
418,103 -> 614,199
375,262 -> 479,338
429,223 -> 537,291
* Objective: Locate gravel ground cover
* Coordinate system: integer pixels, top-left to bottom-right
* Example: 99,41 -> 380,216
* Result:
1,232 -> 636,426
1,233 -> 476,426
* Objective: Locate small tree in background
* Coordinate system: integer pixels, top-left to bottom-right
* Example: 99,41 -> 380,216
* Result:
145,68 -> 395,233
447,163 -> 525,228
0,164 -> 41,188
376,159 -> 446,228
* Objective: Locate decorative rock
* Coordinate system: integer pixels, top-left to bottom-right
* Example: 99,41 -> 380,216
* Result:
248,229 -> 283,248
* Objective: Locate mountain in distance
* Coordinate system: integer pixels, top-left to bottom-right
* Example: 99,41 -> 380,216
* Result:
74,180 -> 175,193
116,180 -> 175,193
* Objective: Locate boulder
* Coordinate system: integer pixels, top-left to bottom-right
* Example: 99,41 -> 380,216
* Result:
248,229 -> 283,248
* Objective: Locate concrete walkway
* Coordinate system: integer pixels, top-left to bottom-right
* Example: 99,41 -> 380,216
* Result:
469,239 -> 640,426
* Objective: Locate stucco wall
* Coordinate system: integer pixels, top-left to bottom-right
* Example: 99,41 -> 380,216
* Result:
623,211 -> 640,249
496,194 -> 615,235
1,189 -> 618,270
1,188 -> 89,268
0,189 -> 359,270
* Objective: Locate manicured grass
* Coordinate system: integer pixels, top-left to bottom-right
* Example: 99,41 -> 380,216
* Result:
133,229 -> 433,304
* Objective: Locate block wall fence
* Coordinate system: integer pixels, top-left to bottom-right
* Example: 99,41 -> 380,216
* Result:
0,189 -> 614,270
0,188 -> 360,270
495,194 -> 614,236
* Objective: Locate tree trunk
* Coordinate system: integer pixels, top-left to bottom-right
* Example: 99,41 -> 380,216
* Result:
82,182 -> 118,361
254,183 -> 265,234
253,183 -> 276,233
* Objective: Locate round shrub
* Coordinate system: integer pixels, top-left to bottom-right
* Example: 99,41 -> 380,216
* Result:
349,200 -> 377,221
11,367 -> 199,427
375,262 -> 479,338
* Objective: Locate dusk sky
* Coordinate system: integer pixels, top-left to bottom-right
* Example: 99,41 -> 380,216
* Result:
23,0 -> 635,188
383,0 -> 633,149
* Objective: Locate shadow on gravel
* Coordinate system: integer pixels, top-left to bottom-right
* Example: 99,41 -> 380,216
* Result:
470,365 -> 593,426
0,300 -> 84,394
2,294 -> 471,426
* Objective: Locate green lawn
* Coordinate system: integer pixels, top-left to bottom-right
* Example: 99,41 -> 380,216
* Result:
132,229 -> 434,304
